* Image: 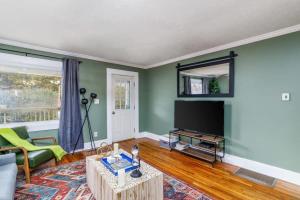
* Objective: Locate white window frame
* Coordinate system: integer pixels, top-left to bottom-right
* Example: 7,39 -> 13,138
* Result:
0,120 -> 59,132
0,52 -> 62,132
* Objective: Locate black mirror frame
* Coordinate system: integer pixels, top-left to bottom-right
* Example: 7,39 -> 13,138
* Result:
177,51 -> 236,98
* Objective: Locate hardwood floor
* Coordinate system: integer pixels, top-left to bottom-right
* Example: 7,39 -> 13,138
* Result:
57,138 -> 300,200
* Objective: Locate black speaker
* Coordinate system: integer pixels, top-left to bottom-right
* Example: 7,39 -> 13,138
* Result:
79,88 -> 86,95
81,98 -> 88,105
90,93 -> 97,99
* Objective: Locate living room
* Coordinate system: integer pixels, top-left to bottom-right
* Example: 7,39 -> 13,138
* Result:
0,1 -> 300,200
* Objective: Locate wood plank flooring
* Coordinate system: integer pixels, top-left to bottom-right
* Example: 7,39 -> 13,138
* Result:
57,138 -> 300,200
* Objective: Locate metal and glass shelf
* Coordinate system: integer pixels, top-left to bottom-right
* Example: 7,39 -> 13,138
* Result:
169,130 -> 225,166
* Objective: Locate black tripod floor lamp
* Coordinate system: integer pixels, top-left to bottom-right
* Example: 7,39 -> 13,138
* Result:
72,88 -> 98,154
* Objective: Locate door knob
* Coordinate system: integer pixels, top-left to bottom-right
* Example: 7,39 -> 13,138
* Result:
112,111 -> 115,115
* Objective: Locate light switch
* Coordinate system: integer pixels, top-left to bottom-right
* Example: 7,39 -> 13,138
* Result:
94,132 -> 98,137
281,93 -> 290,101
94,98 -> 100,104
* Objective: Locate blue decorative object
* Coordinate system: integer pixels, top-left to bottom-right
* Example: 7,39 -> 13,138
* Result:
100,153 -> 138,176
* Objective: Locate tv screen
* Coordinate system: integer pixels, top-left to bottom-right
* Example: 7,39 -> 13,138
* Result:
174,100 -> 224,136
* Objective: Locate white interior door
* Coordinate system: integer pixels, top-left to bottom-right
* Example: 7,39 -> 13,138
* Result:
111,75 -> 135,142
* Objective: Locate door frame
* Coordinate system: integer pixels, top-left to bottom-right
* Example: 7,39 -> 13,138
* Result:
107,68 -> 139,144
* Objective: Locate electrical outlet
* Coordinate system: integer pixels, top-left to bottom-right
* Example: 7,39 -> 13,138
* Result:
94,131 -> 98,137
94,99 -> 100,104
281,93 -> 290,101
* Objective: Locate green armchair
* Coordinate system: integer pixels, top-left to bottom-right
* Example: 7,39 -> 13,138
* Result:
0,126 -> 57,183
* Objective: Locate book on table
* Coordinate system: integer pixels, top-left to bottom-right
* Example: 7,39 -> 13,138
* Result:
100,153 -> 138,176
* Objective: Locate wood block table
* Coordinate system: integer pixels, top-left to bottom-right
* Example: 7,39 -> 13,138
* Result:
86,149 -> 163,200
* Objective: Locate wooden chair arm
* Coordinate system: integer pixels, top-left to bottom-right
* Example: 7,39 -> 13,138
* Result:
0,146 -> 29,166
31,137 -> 57,144
0,146 -> 28,154
0,146 -> 31,183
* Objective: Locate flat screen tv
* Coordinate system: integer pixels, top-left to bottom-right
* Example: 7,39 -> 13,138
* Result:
174,100 -> 224,136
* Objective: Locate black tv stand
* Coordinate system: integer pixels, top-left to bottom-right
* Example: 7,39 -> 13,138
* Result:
199,141 -> 214,148
169,130 -> 225,166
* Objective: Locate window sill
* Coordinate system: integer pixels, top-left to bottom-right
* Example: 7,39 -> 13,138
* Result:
0,120 -> 59,132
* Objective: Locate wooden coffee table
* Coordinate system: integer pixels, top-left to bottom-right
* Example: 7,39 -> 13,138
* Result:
86,149 -> 163,200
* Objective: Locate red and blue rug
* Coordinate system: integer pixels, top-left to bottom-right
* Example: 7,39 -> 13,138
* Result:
15,160 -> 211,200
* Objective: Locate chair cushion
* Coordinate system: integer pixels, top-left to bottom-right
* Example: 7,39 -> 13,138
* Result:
0,163 -> 17,200
12,126 -> 30,139
16,149 -> 54,168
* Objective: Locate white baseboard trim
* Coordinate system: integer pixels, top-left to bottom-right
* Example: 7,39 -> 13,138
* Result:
223,154 -> 300,186
84,138 -> 110,150
137,131 -> 166,141
141,131 -> 300,186
71,138 -> 111,153
135,132 -> 146,138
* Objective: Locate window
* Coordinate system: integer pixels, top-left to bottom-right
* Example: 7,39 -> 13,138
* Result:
190,78 -> 203,94
0,53 -> 62,128
114,80 -> 130,110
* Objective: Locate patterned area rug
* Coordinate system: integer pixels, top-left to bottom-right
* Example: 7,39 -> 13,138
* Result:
15,160 -> 211,200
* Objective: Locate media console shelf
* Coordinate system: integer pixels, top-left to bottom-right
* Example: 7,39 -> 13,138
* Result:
169,130 -> 225,166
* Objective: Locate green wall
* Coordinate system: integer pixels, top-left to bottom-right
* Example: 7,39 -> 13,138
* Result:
77,58 -> 146,142
29,129 -> 58,145
143,31 -> 300,173
2,31 -> 300,173
0,44 -> 146,143
29,129 -> 57,139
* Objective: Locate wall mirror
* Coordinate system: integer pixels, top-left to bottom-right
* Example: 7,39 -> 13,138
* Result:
177,51 -> 237,97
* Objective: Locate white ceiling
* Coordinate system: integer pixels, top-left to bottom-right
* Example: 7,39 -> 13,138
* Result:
0,0 -> 300,68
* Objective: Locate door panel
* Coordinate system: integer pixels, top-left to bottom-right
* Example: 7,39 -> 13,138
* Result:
112,75 -> 135,142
